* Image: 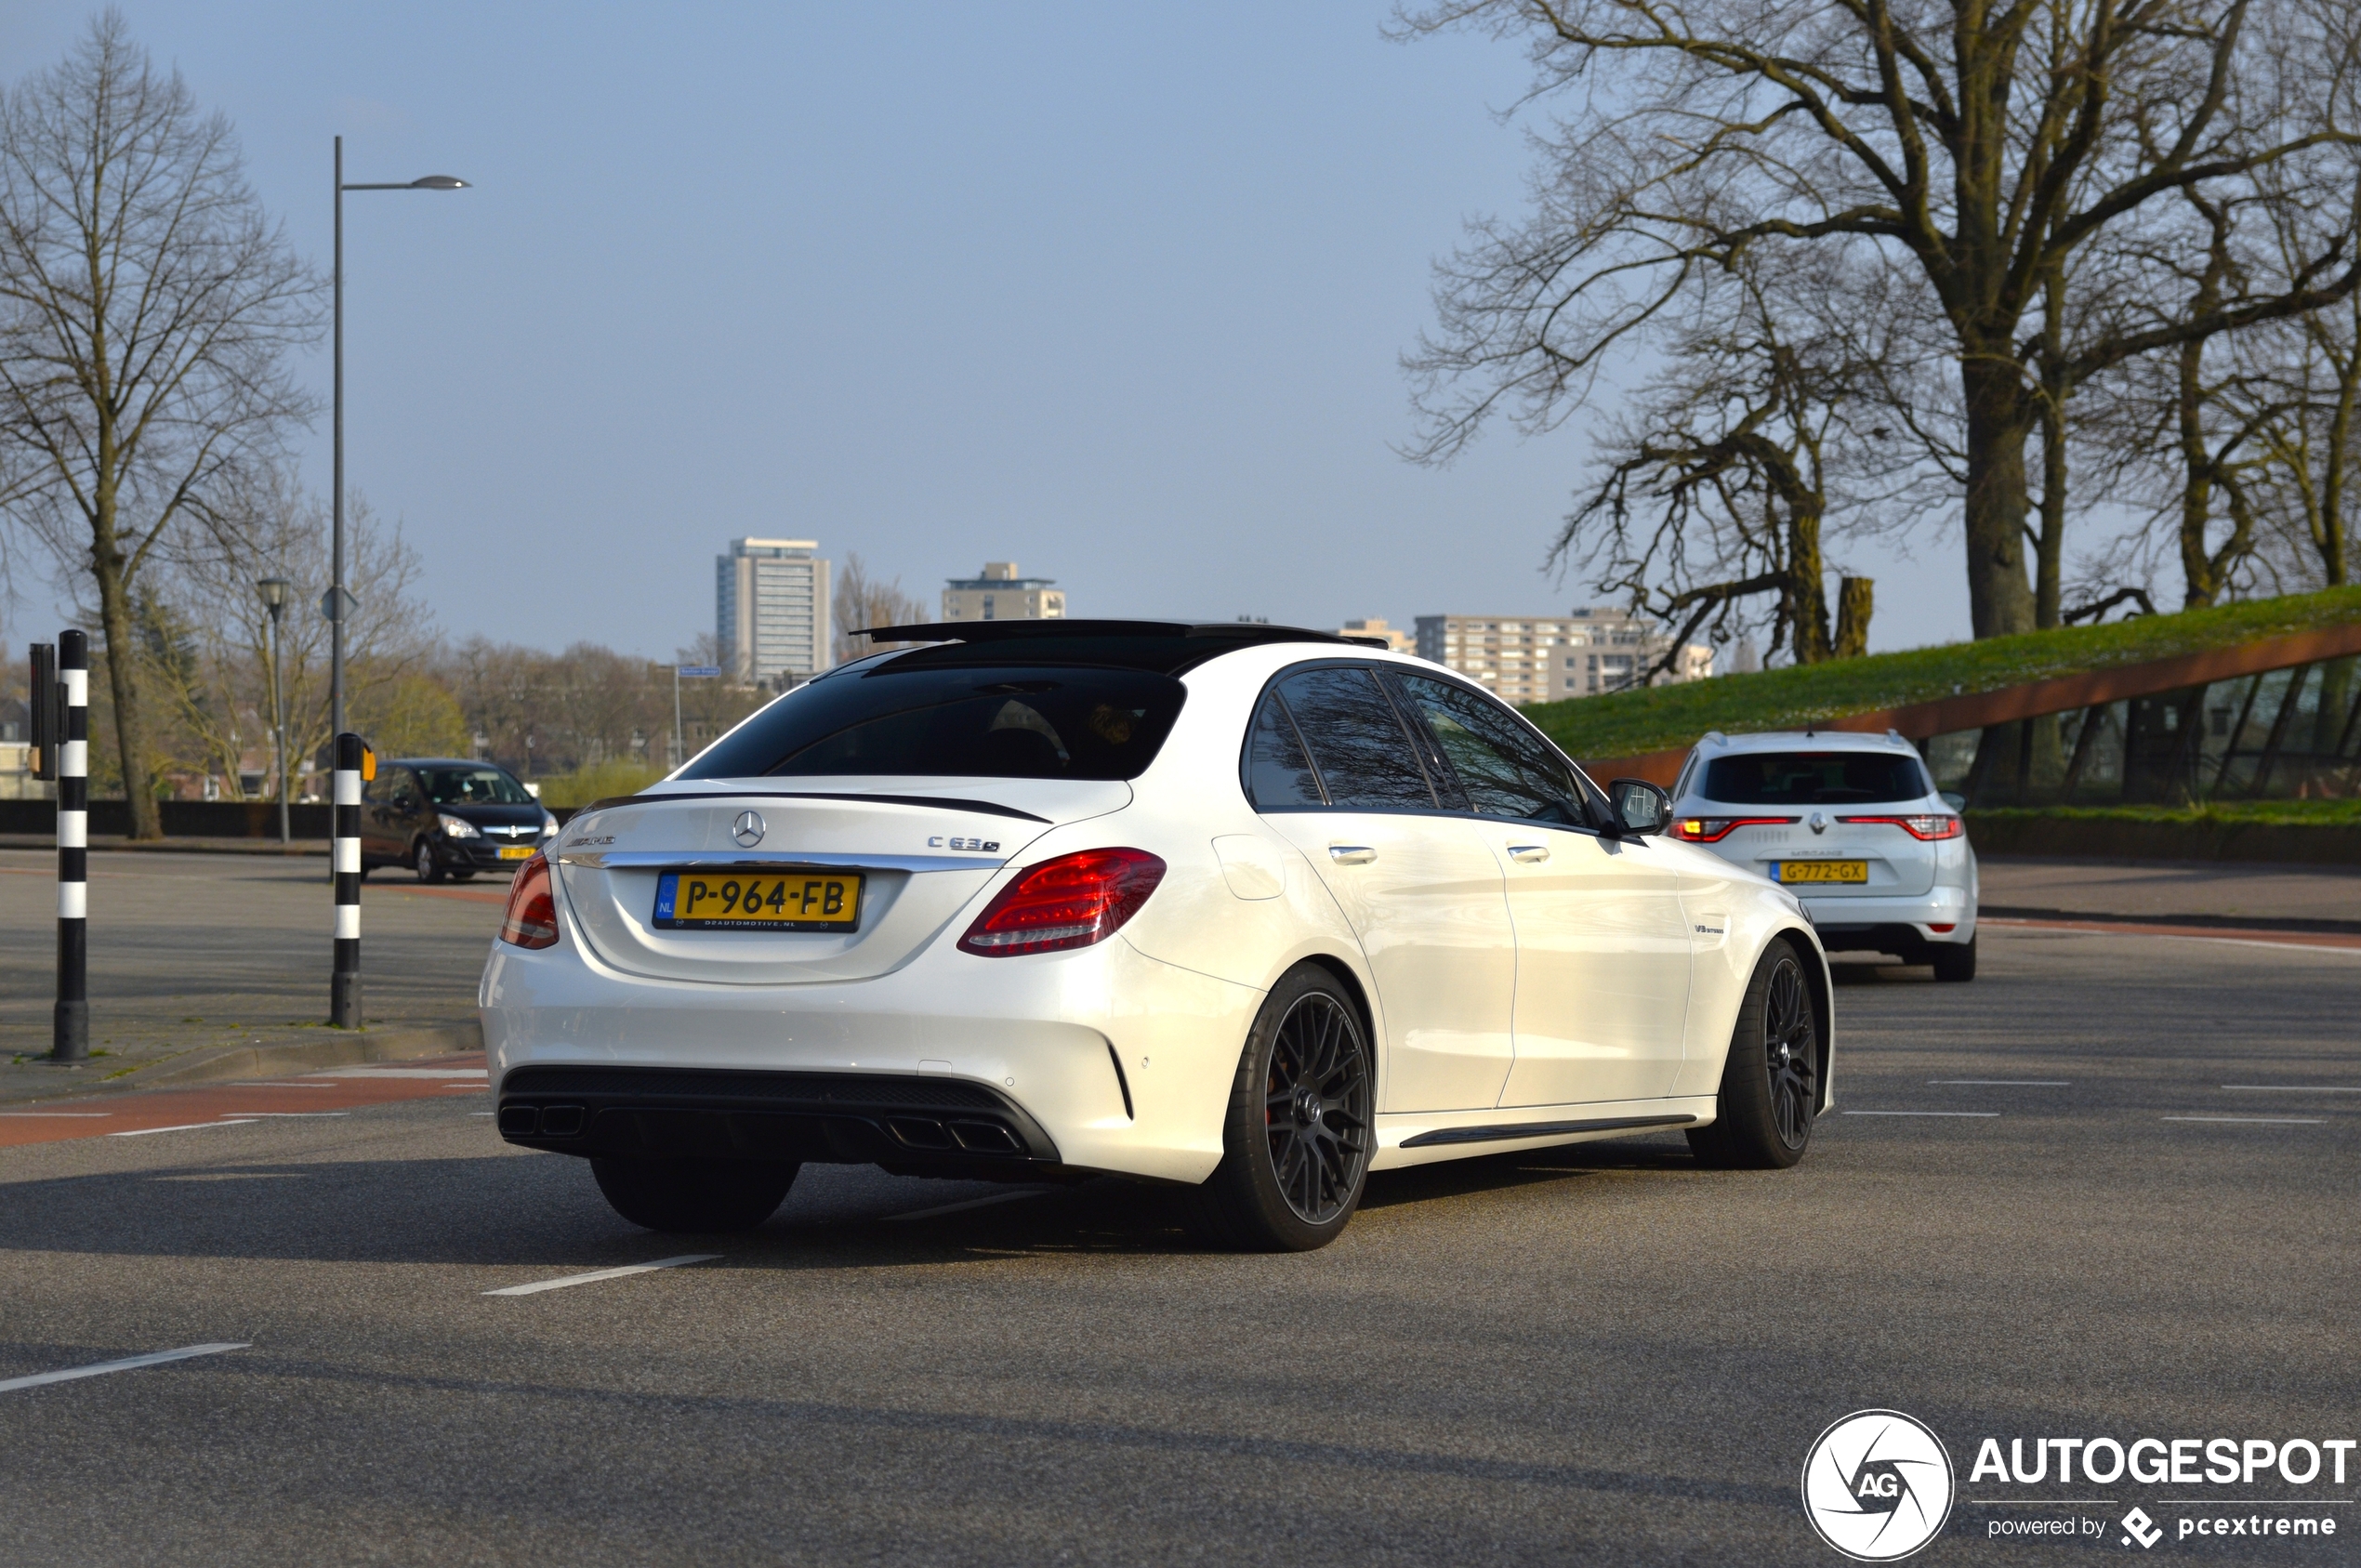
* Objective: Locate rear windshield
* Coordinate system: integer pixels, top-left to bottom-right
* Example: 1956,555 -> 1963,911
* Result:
1703,751 -> 1932,806
418,766 -> 535,806
681,665 -> 1186,781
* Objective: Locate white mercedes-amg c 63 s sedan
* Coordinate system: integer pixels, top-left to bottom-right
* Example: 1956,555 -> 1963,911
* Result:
482,621 -> 1833,1250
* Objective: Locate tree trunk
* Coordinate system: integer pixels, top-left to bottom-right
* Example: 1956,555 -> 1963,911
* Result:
1832,577 -> 1873,658
2034,270 -> 2070,629
2175,331 -> 2222,609
89,540 -> 162,839
1959,354 -> 2038,638
1787,502 -> 1832,664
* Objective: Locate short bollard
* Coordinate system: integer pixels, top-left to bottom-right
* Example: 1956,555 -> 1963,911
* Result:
331,731 -> 366,1028
51,631 -> 89,1062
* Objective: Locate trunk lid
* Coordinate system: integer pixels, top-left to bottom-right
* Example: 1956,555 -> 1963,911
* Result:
553,778 -> 1128,985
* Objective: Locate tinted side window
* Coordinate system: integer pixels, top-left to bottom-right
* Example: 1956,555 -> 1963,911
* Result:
1391,675 -> 1587,825
1273,667 -> 1435,810
1244,692 -> 1325,809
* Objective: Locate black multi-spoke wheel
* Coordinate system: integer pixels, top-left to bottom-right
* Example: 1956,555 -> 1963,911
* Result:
1186,964 -> 1373,1250
1761,955 -> 1817,1153
1688,937 -> 1820,1170
1262,992 -> 1372,1227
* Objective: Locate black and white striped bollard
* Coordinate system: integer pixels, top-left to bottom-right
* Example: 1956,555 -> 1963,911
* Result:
331,731 -> 364,1028
53,629 -> 89,1061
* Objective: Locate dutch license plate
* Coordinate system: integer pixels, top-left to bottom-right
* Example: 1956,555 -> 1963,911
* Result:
497,845 -> 535,861
1775,861 -> 1867,885
653,870 -> 863,930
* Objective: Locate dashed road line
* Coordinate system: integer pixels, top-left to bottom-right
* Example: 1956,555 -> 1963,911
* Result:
109,1119 -> 257,1138
2221,1085 -> 2358,1093
1842,1111 -> 2000,1118
482,1255 -> 721,1297
2162,1115 -> 2326,1126
1930,1079 -> 2069,1086
0,1342 -> 249,1394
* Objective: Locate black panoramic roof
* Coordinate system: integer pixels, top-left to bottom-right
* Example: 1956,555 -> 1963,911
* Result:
850,619 -> 1387,677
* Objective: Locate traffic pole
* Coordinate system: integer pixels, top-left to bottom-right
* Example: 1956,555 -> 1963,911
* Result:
53,630 -> 89,1062
331,731 -> 364,1028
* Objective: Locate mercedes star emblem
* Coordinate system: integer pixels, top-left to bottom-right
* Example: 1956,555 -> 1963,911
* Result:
732,810 -> 766,848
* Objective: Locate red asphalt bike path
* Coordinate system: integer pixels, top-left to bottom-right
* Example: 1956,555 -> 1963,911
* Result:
1981,916 -> 2361,951
0,1053 -> 489,1149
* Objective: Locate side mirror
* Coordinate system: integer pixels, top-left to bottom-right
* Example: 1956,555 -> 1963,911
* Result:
1940,790 -> 1967,812
524,782 -> 542,799
1606,777 -> 1673,837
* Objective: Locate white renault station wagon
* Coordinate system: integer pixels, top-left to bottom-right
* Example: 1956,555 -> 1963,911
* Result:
1669,729 -> 1978,981
483,622 -> 1834,1250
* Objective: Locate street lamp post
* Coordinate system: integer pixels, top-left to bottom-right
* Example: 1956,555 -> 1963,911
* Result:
257,577 -> 291,843
332,138 -> 468,741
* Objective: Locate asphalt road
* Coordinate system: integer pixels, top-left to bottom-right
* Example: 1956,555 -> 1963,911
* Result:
0,925 -> 2354,1566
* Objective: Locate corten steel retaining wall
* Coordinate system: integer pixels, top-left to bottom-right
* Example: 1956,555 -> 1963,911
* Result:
1576,622 -> 2361,787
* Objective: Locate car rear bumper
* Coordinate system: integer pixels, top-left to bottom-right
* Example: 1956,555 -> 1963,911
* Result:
479,928 -> 1264,1186
495,1063 -> 1062,1174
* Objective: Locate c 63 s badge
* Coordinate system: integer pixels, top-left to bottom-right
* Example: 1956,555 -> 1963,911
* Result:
1801,1409 -> 1956,1561
929,836 -> 1000,852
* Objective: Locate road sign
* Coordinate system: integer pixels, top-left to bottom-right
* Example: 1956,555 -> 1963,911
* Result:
678,665 -> 722,678
319,586 -> 361,623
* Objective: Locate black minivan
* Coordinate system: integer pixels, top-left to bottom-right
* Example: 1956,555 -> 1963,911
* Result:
359,758 -> 559,882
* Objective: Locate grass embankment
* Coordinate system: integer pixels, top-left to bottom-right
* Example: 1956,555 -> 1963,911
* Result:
531,759 -> 666,809
1523,585 -> 2361,760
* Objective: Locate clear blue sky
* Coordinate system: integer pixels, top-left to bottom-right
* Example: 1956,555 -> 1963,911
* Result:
6,2 -> 1968,660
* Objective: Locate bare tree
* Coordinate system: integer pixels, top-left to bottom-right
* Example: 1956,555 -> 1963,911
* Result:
1398,0 -> 2361,640
1555,249 -> 1906,669
831,552 -> 928,665
0,13 -> 322,835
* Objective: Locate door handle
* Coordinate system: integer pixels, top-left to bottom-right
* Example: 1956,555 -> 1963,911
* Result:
1507,844 -> 1549,863
1326,844 -> 1377,865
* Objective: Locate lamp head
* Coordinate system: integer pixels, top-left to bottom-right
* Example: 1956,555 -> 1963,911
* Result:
410,176 -> 468,191
257,576 -> 290,611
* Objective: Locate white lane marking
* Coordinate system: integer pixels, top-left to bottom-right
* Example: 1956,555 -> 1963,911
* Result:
468,1112 -> 497,1116
0,1112 -> 112,1118
242,1082 -> 339,1088
316,1067 -> 488,1079
882,1187 -> 1058,1224
2162,1115 -> 2327,1125
110,1120 -> 258,1138
1841,1111 -> 2000,1117
1929,1079 -> 2069,1086
482,1255 -> 720,1297
2221,1085 -> 2360,1093
219,1112 -> 349,1118
0,1341 -> 249,1394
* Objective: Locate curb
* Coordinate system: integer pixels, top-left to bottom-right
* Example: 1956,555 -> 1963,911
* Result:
2,1020 -> 482,1103
1979,904 -> 2361,938
0,835 -> 328,856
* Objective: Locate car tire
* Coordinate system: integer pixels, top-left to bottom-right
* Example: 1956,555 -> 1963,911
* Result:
590,1156 -> 798,1233
1931,934 -> 1977,982
451,869 -> 477,882
414,840 -> 444,884
1687,938 -> 1819,1171
1182,963 -> 1374,1252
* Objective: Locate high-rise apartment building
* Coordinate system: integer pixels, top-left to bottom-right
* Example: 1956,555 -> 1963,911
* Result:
717,538 -> 831,686
1414,609 -> 1714,705
942,561 -> 1064,622
1334,617 -> 1416,653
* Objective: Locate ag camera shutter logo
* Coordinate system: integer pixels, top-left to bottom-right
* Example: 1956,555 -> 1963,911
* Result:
1801,1410 -> 1956,1561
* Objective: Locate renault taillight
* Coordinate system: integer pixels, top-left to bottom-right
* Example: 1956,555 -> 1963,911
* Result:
957,849 -> 1166,957
1837,814 -> 1964,840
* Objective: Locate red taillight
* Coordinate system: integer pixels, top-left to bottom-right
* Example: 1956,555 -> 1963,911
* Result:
498,853 -> 560,949
957,848 -> 1166,957
1837,814 -> 1964,840
1672,816 -> 1799,842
